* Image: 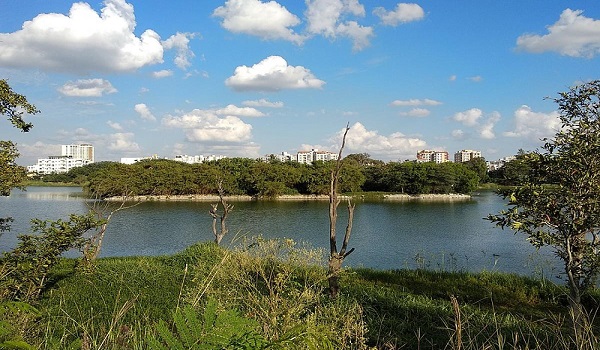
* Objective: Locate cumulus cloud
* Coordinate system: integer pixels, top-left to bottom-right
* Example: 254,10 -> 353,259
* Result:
216,104 -> 265,117
242,99 -> 284,108
134,103 -> 156,121
225,56 -> 325,92
152,70 -> 174,78
213,0 -> 305,44
162,32 -> 196,69
451,129 -> 466,139
107,120 -> 123,130
504,105 -> 561,139
305,0 -> 374,51
391,98 -> 442,106
373,3 -> 425,26
516,9 -> 600,58
331,122 -> 427,160
58,78 -> 117,97
108,132 -> 140,151
453,108 -> 483,127
399,108 -> 430,117
162,108 -> 253,143
453,108 -> 500,139
0,0 -> 163,73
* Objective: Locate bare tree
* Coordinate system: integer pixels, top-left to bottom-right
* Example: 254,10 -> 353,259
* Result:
81,195 -> 139,270
328,123 -> 355,297
209,181 -> 233,245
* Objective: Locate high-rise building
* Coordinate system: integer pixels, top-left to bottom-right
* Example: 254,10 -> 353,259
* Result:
416,150 -> 449,163
62,144 -> 94,162
28,144 -> 95,174
454,149 -> 482,163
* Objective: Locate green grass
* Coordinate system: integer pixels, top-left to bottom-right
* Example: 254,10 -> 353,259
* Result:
12,242 -> 600,348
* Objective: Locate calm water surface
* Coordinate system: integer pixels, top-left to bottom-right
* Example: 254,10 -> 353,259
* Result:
0,187 -> 559,278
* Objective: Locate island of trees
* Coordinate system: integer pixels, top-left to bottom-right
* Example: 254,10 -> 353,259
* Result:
37,154 -> 489,199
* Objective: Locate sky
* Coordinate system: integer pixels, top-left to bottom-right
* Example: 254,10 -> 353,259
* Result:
1,0 -> 599,165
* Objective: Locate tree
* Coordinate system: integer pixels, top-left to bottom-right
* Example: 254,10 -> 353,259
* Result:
0,80 -> 40,233
487,80 -> 600,347
209,181 -> 233,245
327,124 -> 355,297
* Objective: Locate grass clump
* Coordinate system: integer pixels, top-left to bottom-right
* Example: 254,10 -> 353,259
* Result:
0,239 -> 597,349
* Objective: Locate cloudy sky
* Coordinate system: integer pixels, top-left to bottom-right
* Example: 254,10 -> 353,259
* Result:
1,0 -> 598,165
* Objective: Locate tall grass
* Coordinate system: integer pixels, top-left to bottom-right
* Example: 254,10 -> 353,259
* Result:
5,240 -> 597,349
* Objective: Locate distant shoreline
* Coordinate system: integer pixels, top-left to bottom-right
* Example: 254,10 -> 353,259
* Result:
104,193 -> 472,202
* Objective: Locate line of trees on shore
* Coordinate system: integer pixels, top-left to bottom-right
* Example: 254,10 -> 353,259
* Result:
37,154 -> 489,198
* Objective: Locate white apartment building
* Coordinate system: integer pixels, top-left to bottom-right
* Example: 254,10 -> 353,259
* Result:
28,144 -> 95,175
416,150 -> 449,163
487,156 -> 516,171
28,156 -> 92,175
454,149 -> 482,163
296,149 -> 339,164
62,144 -> 94,162
261,152 -> 294,162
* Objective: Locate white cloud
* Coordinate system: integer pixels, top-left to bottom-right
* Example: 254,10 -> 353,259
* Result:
216,104 -> 265,117
242,99 -> 284,108
162,32 -> 196,69
0,0 -> 163,73
152,70 -> 174,78
504,105 -> 561,140
134,103 -> 156,121
449,75 -> 457,81
399,108 -> 430,117
162,108 -> 253,143
516,9 -> 600,58
373,3 -> 425,26
108,132 -> 140,151
391,98 -> 442,106
107,120 -> 123,130
453,108 -> 482,127
468,75 -> 483,82
305,0 -> 373,51
225,56 -> 325,91
479,111 -> 500,139
453,108 -> 500,139
213,0 -> 305,44
451,129 -> 465,139
58,78 -> 117,97
332,122 -> 426,160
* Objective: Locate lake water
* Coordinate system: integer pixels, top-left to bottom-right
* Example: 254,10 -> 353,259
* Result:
0,187 -> 560,279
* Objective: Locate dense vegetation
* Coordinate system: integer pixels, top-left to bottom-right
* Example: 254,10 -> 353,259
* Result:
3,240 -> 598,349
35,155 -> 486,198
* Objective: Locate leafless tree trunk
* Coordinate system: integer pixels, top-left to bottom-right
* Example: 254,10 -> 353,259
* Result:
328,123 -> 355,297
209,181 -> 233,245
82,195 -> 139,270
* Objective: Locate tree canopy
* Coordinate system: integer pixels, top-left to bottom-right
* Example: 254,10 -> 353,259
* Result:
487,80 -> 600,341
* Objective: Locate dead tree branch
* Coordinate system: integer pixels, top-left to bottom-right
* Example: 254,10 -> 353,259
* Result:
210,181 -> 233,245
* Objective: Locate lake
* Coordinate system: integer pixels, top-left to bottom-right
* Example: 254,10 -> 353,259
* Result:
0,187 -> 560,279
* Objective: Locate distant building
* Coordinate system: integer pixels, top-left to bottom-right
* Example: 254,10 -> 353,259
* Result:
173,154 -> 227,164
487,156 -> 516,171
28,144 -> 94,175
120,157 -> 151,165
296,149 -> 338,164
416,150 -> 449,163
62,144 -> 94,162
454,149 -> 482,163
261,152 -> 294,162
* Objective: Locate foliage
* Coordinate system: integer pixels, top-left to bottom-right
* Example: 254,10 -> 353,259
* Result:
0,79 -> 39,133
0,212 -> 105,301
487,80 -> 600,346
147,300 -> 267,350
188,237 -> 366,349
0,301 -> 40,349
488,149 -> 535,186
0,141 -> 27,197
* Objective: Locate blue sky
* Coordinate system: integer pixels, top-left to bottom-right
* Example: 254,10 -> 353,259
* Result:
1,0 -> 599,165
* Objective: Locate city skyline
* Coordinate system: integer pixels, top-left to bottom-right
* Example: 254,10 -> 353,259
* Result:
1,1 -> 599,165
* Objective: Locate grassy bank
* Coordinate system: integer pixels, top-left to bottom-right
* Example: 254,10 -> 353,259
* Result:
6,241 -> 600,349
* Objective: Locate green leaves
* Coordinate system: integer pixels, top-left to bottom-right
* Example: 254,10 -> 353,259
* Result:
0,79 -> 39,133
